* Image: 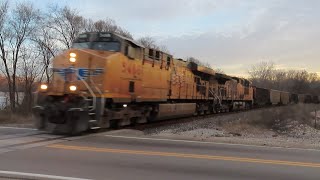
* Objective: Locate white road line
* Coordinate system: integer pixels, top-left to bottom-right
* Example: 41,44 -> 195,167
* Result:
104,134 -> 320,152
0,126 -> 37,130
0,170 -> 92,180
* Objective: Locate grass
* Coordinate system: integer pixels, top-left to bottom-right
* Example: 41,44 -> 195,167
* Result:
222,104 -> 320,133
0,110 -> 33,125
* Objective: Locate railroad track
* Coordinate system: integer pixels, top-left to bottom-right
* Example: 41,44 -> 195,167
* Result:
117,106 -> 274,131
126,105 -> 303,132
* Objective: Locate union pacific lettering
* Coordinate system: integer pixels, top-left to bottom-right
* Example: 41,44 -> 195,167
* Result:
53,67 -> 104,80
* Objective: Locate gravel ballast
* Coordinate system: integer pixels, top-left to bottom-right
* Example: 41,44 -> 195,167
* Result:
144,104 -> 320,149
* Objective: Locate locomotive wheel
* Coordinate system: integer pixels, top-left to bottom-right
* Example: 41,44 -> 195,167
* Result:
110,120 -> 119,129
34,115 -> 46,130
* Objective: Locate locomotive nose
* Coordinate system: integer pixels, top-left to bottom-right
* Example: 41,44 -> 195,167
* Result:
46,49 -> 109,95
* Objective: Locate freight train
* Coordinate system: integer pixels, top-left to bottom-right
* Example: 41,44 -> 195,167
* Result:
32,32 -> 320,135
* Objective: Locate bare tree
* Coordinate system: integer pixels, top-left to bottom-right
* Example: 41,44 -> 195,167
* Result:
273,70 -> 287,90
214,68 -> 225,74
0,1 -> 8,31
289,70 -> 310,93
138,36 -> 156,48
248,61 -> 275,81
0,1 -> 9,82
248,61 -> 320,94
93,18 -> 118,32
0,1 -> 40,112
84,18 -> 133,39
248,61 -> 275,89
19,45 -> 42,113
138,36 -> 170,53
46,5 -> 85,49
158,44 -> 171,54
32,27 -> 59,83
83,18 -> 95,32
116,26 -> 133,39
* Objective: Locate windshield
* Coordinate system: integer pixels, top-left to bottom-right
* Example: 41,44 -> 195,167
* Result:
72,41 -> 120,52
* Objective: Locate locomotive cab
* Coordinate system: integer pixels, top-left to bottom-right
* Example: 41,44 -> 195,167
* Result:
72,33 -> 121,52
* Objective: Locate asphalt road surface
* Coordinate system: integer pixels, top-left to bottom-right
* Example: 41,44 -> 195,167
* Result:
0,127 -> 320,180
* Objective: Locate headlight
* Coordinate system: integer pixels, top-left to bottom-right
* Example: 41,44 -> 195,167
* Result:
70,53 -> 77,58
69,53 -> 77,62
69,57 -> 76,63
69,85 -> 77,91
40,84 -> 48,90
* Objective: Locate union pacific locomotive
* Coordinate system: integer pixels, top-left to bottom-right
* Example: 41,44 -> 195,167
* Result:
32,32 -> 319,135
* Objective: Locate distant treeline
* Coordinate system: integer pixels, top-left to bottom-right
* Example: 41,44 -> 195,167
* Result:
248,62 -> 320,95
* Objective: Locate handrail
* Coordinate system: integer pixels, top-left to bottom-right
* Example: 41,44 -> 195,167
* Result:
89,78 -> 104,116
209,88 -> 222,107
76,72 -> 96,111
89,78 -> 103,96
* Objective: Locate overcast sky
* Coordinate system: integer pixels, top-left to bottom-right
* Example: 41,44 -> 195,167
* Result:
14,0 -> 320,76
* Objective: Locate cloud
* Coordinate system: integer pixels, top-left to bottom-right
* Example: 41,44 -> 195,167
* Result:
20,0 -> 320,76
70,0 -> 219,21
159,0 -> 320,76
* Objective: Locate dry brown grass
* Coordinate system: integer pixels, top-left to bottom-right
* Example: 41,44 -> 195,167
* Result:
0,110 -> 33,125
222,104 -> 320,132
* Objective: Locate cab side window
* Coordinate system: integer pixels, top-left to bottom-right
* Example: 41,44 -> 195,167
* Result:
166,56 -> 171,66
155,51 -> 160,60
125,45 -> 129,56
125,43 -> 139,60
148,49 -> 154,58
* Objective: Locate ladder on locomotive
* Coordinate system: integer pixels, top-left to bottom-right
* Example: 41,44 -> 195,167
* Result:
77,73 -> 103,130
209,88 -> 222,107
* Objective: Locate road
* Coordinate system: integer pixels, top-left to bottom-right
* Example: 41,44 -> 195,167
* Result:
0,127 -> 320,179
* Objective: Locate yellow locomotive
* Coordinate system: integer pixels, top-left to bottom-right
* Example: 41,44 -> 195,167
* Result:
33,32 -> 253,134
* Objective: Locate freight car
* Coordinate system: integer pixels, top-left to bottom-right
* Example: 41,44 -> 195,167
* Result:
32,32 -> 318,135
313,96 -> 320,104
280,91 -> 290,105
270,90 -> 281,105
298,94 -> 306,103
298,94 -> 313,103
305,94 -> 313,103
253,87 -> 283,106
253,87 -> 270,106
33,32 -> 254,135
290,93 -> 299,104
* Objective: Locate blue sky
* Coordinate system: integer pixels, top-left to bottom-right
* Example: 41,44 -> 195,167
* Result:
10,0 -> 320,76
